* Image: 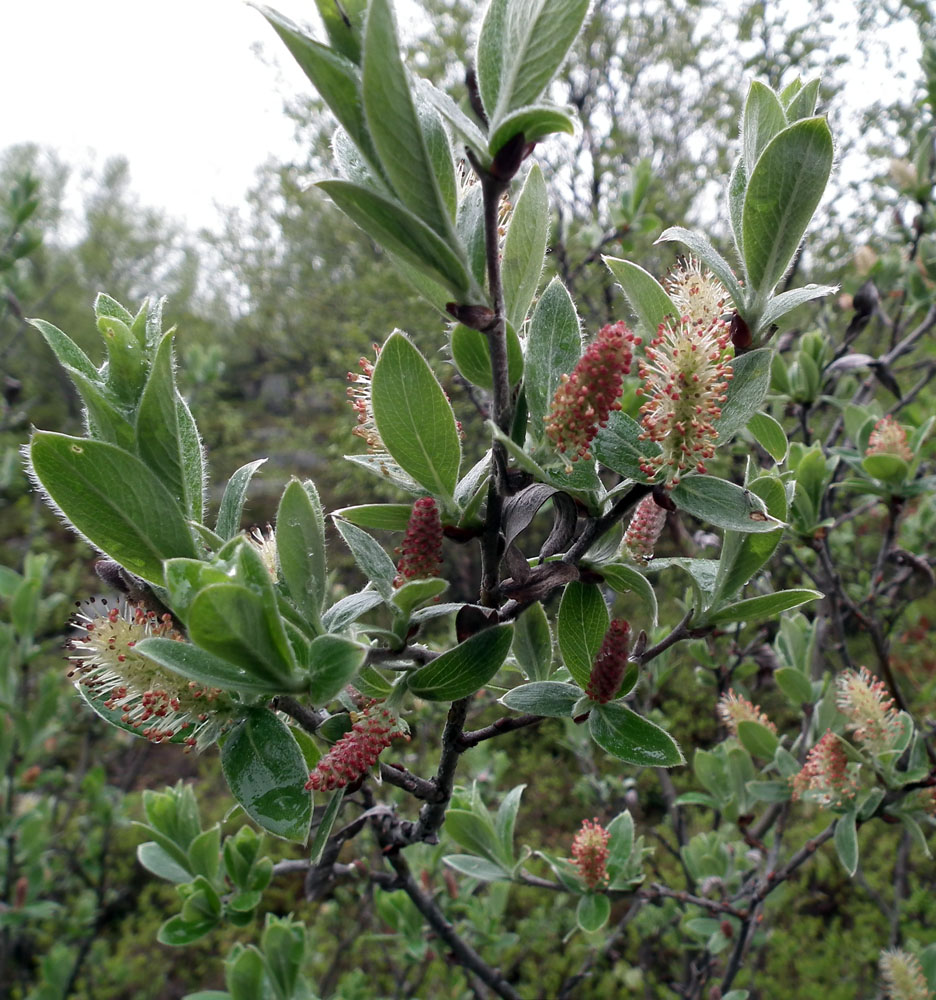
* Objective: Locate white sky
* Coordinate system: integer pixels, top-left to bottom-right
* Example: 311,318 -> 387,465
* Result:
2,2 -> 923,235
2,1 -> 320,230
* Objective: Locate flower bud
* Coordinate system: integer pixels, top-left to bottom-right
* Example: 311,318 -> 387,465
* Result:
586,619 -> 631,703
546,322 -> 637,467
622,494 -> 668,563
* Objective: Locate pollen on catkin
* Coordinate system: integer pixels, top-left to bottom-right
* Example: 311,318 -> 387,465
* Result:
622,494 -> 668,563
67,598 -> 233,750
866,415 -> 913,462
545,321 -> 637,467
571,818 -> 611,890
791,730 -> 858,807
636,312 -> 733,487
717,689 -> 776,737
395,497 -> 443,587
305,704 -> 408,791
879,948 -> 934,1000
835,666 -> 902,754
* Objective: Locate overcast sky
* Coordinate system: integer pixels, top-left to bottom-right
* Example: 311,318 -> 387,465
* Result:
2,2 -> 922,234
2,1 -> 317,230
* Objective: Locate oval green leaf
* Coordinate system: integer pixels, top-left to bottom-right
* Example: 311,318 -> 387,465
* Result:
589,702 -> 684,767
221,709 -> 313,843
29,432 -> 197,584
371,331 -> 461,501
407,624 -> 514,701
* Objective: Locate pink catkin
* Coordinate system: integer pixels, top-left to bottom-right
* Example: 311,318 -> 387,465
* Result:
395,498 -> 443,587
586,620 -> 631,704
866,415 -> 913,462
305,705 -> 407,792
622,494 -> 668,562
792,730 -> 858,807
545,322 -> 637,464
571,818 -> 611,890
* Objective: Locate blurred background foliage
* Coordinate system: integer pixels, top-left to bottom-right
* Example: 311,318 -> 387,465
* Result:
2,0 -> 935,996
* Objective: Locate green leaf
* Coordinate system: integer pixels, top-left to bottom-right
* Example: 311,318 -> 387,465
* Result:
322,589 -> 385,631
488,103 -> 575,156
603,257 -> 678,336
702,589 -> 822,626
476,0 -> 508,119
225,945 -> 266,1000
331,504 -> 412,531
188,583 -> 298,688
786,78 -> 820,120
187,826 -> 221,882
29,318 -> 99,381
362,0 -> 453,237
746,780 -> 792,803
503,163 -> 549,329
135,636 -> 276,696
557,582 -> 609,689
747,412 -> 787,462
450,323 -> 524,390
757,283 -> 837,334
417,79 -> 489,161
728,157 -> 746,262
597,563 -> 659,628
259,7 -> 378,171
736,720 -> 779,759
407,624 -> 514,701
137,842 -> 192,883
371,331 -> 461,501
589,702 -> 684,767
500,681 -> 581,717
28,432 -> 197,584
741,118 -> 834,298
59,366 -> 136,450
307,635 -> 367,705
655,227 -> 745,309
717,349 -> 772,442
525,278 -> 582,437
313,0 -> 365,63
442,855 -> 510,881
276,479 -> 327,625
833,810 -> 859,877
592,411 -> 661,481
862,453 -> 909,485
495,785 -> 524,865
216,459 -> 267,541
775,666 -> 814,704
333,518 -> 398,600
670,475 -> 782,533
444,808 -> 502,866
158,915 -> 218,947
309,787 -> 345,864
136,330 -> 202,519
511,601 -> 553,681
742,81 -> 787,179
491,0 -> 590,121
317,180 -> 473,299
221,709 -> 312,843
710,475 -> 787,606
391,577 -> 448,617
576,893 -> 610,933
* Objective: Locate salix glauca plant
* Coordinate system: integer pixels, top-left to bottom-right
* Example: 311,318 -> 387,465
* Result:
22,0 -> 936,995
